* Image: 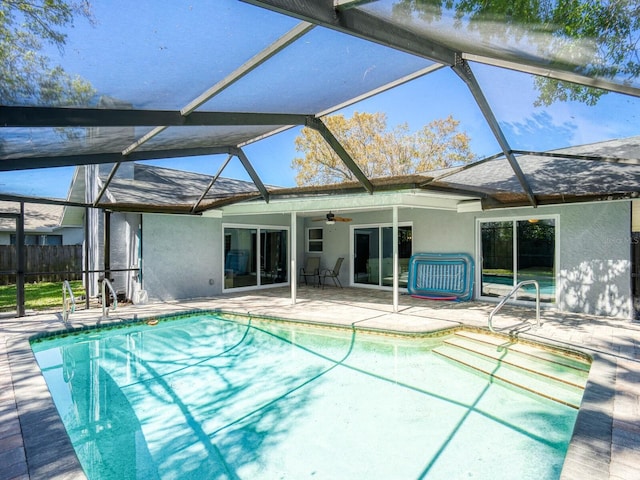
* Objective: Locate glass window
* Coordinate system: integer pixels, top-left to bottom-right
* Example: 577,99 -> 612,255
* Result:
354,227 -> 379,286
307,227 -> 323,253
224,227 -> 257,289
260,229 -> 288,285
45,235 -> 63,246
10,234 -> 54,245
224,226 -> 288,290
354,224 -> 412,288
480,218 -> 556,303
480,221 -> 514,295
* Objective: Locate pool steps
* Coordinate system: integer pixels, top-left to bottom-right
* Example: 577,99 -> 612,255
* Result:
453,330 -> 590,372
444,332 -> 590,386
432,331 -> 590,409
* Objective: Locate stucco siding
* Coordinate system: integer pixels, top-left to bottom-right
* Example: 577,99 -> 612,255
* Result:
411,209 -> 475,255
309,221 -> 350,287
474,202 -> 632,319
140,201 -> 633,318
557,202 -> 632,318
143,214 -> 221,300
110,214 -> 129,294
61,227 -> 84,245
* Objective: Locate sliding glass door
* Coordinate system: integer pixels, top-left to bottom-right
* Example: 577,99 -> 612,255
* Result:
224,226 -> 288,290
354,228 -> 378,285
479,218 -> 556,302
353,224 -> 412,288
260,229 -> 288,285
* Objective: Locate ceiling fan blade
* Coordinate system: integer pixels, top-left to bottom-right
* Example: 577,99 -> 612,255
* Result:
311,212 -> 351,222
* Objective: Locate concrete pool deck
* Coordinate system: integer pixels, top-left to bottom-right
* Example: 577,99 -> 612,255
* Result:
1,286 -> 639,479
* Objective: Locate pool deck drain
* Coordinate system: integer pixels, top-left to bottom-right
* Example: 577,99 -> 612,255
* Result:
1,286 -> 639,480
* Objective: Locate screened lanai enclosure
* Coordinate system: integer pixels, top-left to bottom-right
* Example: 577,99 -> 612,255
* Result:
1,0 -> 640,315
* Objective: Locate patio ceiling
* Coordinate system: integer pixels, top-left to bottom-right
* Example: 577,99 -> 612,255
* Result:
1,0 -> 639,212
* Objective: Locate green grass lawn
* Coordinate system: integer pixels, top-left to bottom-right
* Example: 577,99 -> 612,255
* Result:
0,281 -> 85,311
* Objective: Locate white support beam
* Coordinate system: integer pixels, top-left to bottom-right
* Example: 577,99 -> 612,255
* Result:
291,211 -> 297,305
218,190 -> 481,216
392,206 -> 399,313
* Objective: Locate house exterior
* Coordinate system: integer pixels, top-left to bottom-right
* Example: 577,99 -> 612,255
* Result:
0,201 -> 84,284
66,162 -> 266,299
145,189 -> 634,319
0,202 -> 83,246
73,137 -> 640,320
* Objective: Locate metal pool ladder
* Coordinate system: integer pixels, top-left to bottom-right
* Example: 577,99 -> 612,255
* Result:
101,278 -> 118,318
62,280 -> 76,324
488,280 -> 540,333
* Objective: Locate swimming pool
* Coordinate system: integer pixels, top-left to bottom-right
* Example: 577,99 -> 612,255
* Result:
32,312 -> 586,479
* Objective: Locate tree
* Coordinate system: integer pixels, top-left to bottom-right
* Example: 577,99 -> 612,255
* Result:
292,112 -> 475,186
0,0 -> 95,106
392,0 -> 640,106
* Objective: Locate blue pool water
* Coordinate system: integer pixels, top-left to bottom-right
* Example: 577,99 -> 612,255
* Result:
32,313 -> 580,479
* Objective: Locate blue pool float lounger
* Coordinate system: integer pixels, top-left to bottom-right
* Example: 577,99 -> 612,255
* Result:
407,252 -> 474,301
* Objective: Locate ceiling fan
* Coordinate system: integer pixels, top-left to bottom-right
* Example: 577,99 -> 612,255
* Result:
312,211 -> 352,224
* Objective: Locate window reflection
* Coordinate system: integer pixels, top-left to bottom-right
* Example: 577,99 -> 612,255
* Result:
480,219 -> 555,302
224,227 -> 288,289
354,225 -> 412,288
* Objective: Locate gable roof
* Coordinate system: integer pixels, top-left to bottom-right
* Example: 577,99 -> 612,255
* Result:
429,136 -> 640,208
0,202 -> 65,232
103,163 -> 266,207
64,163 -> 269,215
79,136 -> 637,214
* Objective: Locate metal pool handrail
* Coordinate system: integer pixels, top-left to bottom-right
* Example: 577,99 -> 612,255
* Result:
62,280 -> 76,324
101,278 -> 118,318
488,280 -> 540,333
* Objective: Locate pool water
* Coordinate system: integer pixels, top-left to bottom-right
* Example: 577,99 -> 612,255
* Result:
32,313 -> 581,479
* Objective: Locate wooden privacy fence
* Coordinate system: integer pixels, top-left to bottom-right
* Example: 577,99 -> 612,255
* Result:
0,245 -> 83,285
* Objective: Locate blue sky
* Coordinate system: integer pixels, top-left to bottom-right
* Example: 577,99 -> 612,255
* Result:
2,1 -> 640,199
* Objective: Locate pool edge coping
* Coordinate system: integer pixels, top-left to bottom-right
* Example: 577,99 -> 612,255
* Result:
7,306 -> 622,480
7,334 -> 86,480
